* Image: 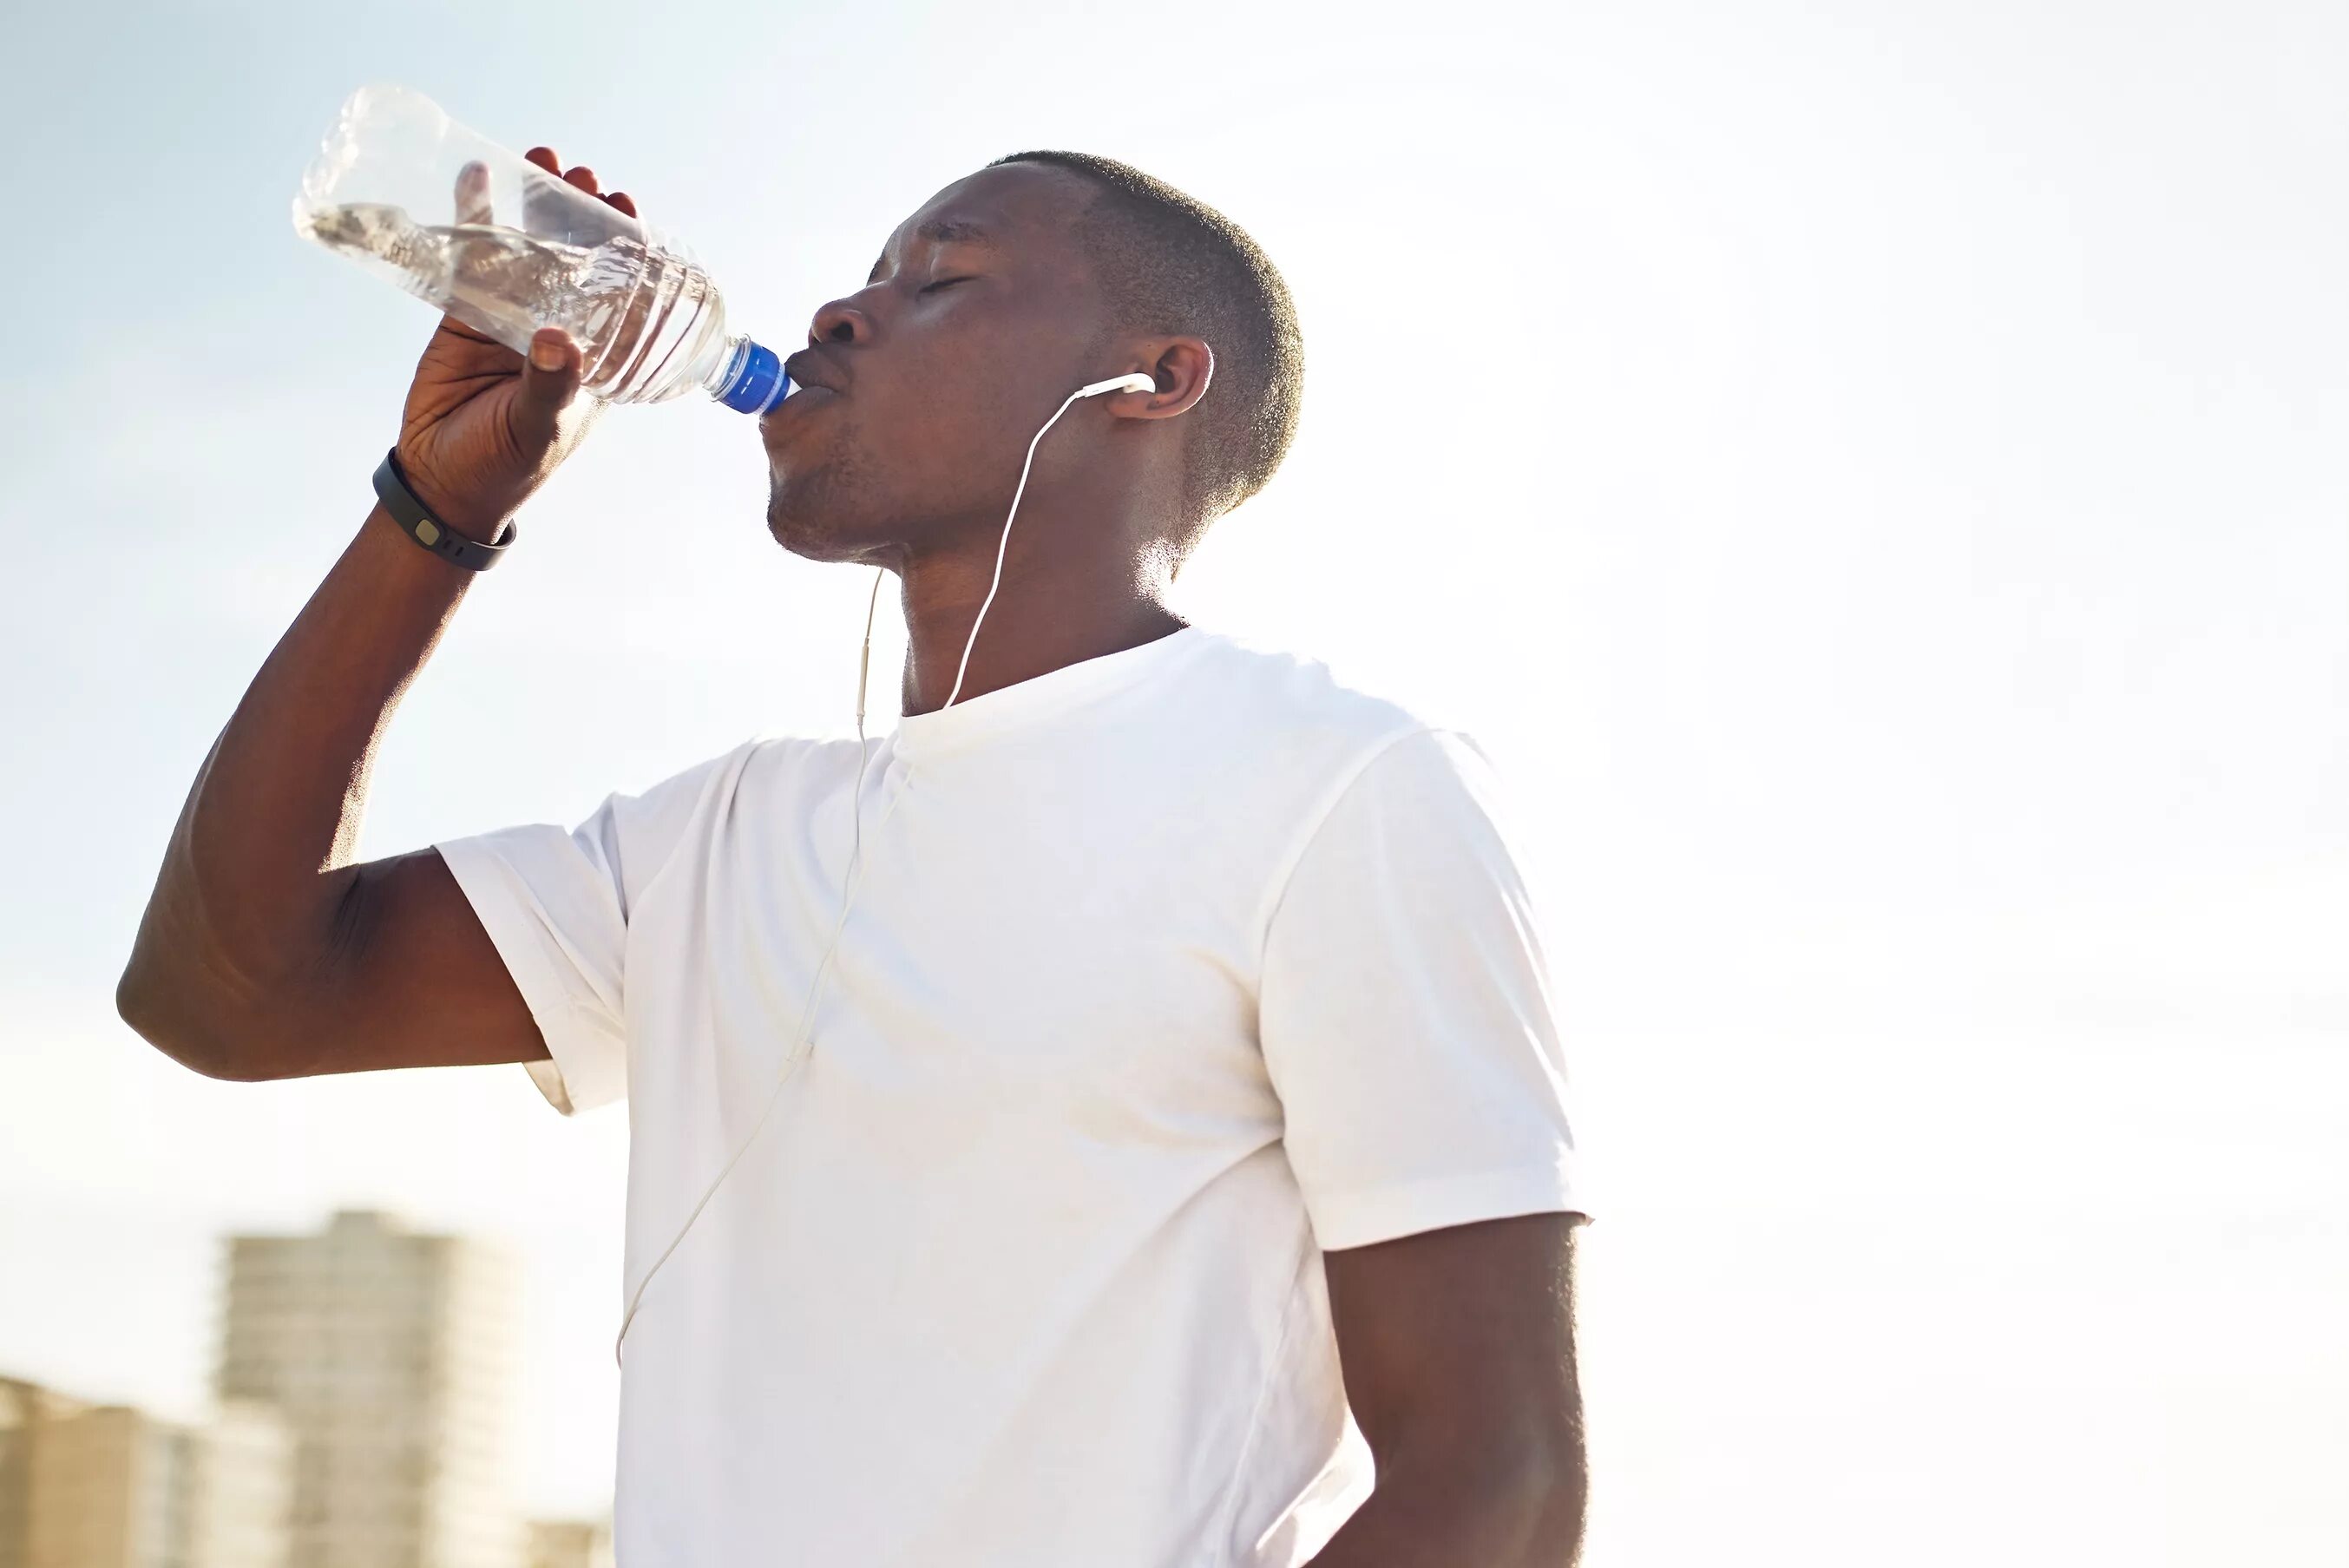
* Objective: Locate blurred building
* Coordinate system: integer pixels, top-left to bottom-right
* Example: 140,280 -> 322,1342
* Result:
194,1404 -> 296,1568
218,1209 -> 523,1568
524,1518 -> 613,1568
0,1376 -> 290,1568
0,1379 -> 82,1568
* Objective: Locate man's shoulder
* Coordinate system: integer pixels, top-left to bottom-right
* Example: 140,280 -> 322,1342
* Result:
1178,629 -> 1448,766
607,732 -> 863,818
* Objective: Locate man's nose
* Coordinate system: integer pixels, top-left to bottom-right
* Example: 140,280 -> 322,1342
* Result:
809,297 -> 873,348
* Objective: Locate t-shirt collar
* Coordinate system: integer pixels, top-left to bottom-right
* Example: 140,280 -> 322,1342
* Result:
890,625 -> 1208,760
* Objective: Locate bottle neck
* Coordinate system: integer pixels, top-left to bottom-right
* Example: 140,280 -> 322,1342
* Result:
704,336 -> 789,414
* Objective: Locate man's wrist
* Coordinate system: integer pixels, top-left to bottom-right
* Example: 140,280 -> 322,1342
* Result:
373,449 -> 519,570
400,484 -> 510,545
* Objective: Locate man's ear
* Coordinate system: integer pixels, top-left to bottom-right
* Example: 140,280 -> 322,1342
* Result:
1103,338 -> 1213,420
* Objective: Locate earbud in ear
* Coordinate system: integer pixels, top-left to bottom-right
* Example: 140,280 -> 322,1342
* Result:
1075,373 -> 1158,398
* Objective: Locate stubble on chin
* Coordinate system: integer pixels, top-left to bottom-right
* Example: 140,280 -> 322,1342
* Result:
765,423 -> 875,561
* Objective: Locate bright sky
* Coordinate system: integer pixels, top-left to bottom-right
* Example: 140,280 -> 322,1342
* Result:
3,2 -> 2344,1562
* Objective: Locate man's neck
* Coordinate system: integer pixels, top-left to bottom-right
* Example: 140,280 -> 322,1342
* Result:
893,529 -> 1185,717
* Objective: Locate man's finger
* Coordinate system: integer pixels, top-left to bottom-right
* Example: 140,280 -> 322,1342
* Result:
515,328 -> 584,440
454,160 -> 493,226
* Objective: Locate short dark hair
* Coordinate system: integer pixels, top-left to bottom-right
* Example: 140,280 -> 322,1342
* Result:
988,150 -> 1304,533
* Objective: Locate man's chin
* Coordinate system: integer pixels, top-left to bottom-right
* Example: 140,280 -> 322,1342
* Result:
763,420 -> 872,555
765,481 -> 877,564
765,505 -> 851,562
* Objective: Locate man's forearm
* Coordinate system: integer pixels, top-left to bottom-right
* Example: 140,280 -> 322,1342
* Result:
117,502 -> 480,1071
1303,1443 -> 1586,1568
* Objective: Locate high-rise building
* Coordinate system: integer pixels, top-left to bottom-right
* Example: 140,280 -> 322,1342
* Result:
524,1518 -> 612,1568
217,1210 -> 522,1568
0,1379 -> 83,1568
0,1377 -> 289,1568
194,1405 -> 295,1568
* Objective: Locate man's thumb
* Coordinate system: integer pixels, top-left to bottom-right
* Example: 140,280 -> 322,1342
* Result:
517,328 -> 583,430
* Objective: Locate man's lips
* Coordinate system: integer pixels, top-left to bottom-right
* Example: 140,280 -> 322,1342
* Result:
761,351 -> 840,443
781,348 -> 845,396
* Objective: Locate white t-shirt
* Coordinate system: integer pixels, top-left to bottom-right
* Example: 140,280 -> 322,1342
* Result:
434,627 -> 1585,1568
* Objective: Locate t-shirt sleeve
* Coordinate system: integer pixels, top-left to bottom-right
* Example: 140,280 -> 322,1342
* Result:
1258,727 -> 1587,1251
431,740 -> 758,1118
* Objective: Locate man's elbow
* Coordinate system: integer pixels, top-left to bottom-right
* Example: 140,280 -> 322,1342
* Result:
1520,1434 -> 1590,1565
1489,1418 -> 1589,1566
1375,1420 -> 1588,1565
115,961 -> 286,1084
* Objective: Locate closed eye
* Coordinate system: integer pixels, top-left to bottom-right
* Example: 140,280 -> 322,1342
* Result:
919,277 -> 976,296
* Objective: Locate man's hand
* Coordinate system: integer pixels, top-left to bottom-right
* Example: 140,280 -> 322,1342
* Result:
395,147 -> 640,541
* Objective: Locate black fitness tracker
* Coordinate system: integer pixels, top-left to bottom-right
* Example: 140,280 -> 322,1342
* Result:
372,448 -> 517,573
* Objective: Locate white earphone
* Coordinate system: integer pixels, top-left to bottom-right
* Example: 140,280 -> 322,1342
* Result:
613,367 -> 1166,1363
1075,373 -> 1158,399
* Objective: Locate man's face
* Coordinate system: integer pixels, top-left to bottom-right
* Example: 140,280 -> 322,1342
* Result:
761,161 -> 1115,562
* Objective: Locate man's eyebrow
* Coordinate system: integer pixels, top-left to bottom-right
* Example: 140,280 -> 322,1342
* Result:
916,219 -> 994,246
868,219 -> 997,284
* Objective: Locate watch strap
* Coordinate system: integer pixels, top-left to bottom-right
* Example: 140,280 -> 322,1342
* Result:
372,449 -> 517,572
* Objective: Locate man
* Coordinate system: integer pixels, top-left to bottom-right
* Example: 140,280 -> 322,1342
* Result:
119,145 -> 1591,1566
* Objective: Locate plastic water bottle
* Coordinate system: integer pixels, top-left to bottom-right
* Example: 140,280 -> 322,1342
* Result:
292,84 -> 787,415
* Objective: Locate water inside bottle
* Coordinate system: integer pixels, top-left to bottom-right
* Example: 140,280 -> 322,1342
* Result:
303,201 -> 732,404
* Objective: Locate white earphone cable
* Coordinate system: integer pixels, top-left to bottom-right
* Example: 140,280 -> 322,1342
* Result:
942,384 -> 1090,711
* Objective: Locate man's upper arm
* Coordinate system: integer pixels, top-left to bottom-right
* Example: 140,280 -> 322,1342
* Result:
272,740 -> 756,1102
1320,1215 -> 1589,1561
1325,1213 -> 1585,1456
272,845 -> 551,1079
1263,725 -> 1591,1560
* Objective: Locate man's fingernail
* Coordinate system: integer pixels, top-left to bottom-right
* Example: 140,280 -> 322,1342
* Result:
531,337 -> 563,371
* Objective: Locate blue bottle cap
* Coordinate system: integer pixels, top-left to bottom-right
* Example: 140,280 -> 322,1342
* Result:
719,339 -> 789,414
